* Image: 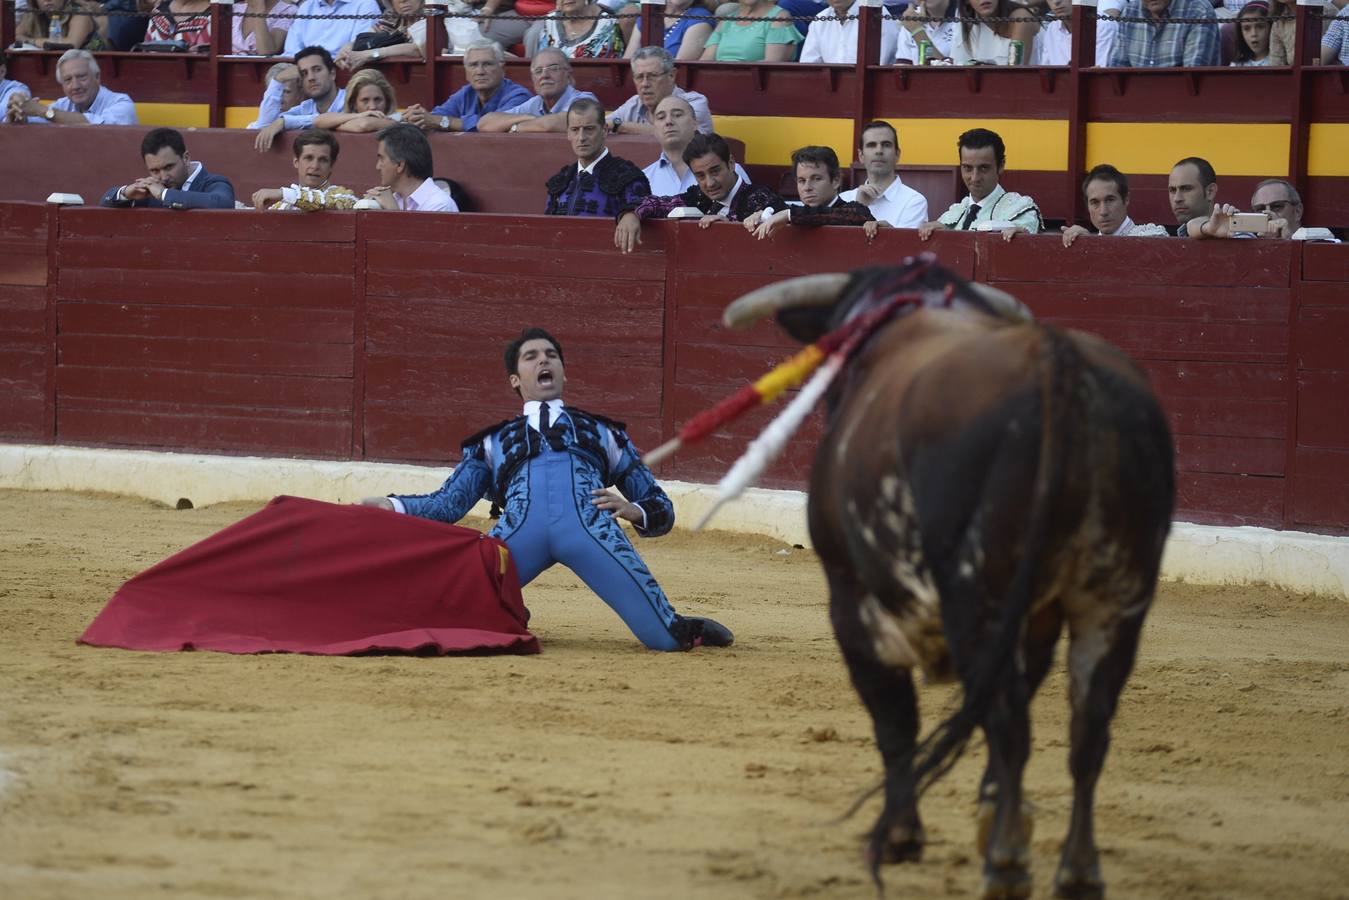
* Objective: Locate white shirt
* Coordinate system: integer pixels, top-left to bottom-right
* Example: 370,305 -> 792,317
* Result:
643,153 -> 751,198
280,88 -> 347,132
49,86 -> 139,125
1103,216 -> 1167,237
799,1 -> 901,63
840,174 -> 928,228
1032,18 -> 1117,65
714,177 -> 746,217
578,148 -> 610,176
396,178 -> 458,212
894,15 -> 959,61
951,22 -> 1015,65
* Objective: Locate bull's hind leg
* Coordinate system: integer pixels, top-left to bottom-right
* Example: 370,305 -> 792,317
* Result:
829,575 -> 926,866
1054,600 -> 1150,900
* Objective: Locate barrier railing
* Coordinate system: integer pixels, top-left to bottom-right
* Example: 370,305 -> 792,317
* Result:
1,201 -> 1345,533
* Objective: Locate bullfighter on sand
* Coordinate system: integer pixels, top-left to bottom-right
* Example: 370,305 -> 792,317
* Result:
361,328 -> 733,652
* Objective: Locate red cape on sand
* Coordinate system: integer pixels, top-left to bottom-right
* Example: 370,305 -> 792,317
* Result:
78,496 -> 539,656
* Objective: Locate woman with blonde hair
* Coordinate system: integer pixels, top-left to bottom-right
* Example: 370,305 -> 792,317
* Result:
950,0 -> 1037,65
314,68 -> 402,132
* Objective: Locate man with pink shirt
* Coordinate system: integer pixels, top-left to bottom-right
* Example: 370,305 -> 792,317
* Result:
363,123 -> 458,212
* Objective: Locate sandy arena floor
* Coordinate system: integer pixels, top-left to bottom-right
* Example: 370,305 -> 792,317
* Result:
0,490 -> 1346,899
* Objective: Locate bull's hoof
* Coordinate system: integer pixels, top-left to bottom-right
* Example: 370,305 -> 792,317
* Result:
879,836 -> 925,864
981,863 -> 1032,900
1053,864 -> 1104,899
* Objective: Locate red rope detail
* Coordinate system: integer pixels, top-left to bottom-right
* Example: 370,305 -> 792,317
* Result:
677,384 -> 762,444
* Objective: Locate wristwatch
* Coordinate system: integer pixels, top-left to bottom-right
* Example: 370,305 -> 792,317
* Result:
509,122 -> 519,133
372,48 -> 381,59
44,107 -> 55,120
440,115 -> 449,131
610,115 -> 622,132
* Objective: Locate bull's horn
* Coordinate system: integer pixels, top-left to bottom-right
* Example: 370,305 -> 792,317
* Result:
965,281 -> 1033,323
721,273 -> 851,329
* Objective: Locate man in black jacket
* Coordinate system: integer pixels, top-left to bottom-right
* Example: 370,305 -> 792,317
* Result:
544,98 -> 650,218
100,127 -> 236,209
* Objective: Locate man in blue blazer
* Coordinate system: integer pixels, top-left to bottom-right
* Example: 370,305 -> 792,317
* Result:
100,128 -> 236,209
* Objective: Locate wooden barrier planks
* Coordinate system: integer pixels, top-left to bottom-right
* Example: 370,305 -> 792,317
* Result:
1291,244 -> 1349,532
0,203 -> 51,441
53,209 -> 357,457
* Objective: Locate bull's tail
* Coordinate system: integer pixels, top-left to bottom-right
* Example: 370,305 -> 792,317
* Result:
869,324 -> 1078,881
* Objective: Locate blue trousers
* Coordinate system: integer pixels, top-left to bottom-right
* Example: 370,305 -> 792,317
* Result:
493,445 -> 683,651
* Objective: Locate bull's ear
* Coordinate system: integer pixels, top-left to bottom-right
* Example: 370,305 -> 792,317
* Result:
775,306 -> 834,345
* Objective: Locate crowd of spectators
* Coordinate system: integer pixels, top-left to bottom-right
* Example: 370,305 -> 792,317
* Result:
5,0 -> 1346,66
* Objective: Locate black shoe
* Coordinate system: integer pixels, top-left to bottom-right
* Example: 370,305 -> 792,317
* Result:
686,616 -> 734,649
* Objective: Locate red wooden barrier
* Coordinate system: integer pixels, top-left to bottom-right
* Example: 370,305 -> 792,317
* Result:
0,203 -> 1344,534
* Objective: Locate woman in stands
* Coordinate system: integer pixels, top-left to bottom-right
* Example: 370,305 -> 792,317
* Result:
1231,0 -> 1273,66
949,0 -> 1037,65
1266,0 -> 1295,64
13,0 -> 109,51
313,69 -> 404,132
143,0 -> 213,49
699,0 -> 802,61
624,0 -> 715,60
529,0 -> 626,57
231,0 -> 298,55
335,0 -> 448,67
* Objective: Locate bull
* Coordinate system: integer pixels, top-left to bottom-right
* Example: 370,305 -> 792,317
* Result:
723,259 -> 1175,899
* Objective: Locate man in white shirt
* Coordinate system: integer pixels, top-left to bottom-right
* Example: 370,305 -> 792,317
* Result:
800,0 -> 901,63
919,127 -> 1042,241
364,123 -> 459,212
5,49 -> 137,126
839,120 -> 928,229
1061,164 -> 1168,246
282,0 -> 381,57
608,46 -> 714,136
1033,0 -> 1118,64
0,54 -> 33,124
640,95 -> 750,197
477,49 -> 597,134
253,46 -> 346,153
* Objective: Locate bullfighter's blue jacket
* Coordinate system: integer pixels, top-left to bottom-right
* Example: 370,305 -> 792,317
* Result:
391,401 -> 688,650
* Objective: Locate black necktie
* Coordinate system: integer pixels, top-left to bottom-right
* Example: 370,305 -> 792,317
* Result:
538,404 -> 565,451
538,403 -> 550,433
958,203 -> 981,230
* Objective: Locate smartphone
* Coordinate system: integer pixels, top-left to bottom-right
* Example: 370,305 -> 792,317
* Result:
1230,211 -> 1271,232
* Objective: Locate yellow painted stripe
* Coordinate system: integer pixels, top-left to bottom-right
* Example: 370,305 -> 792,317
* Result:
713,115 -> 1069,170
1308,124 -> 1349,178
136,103 -> 210,128
225,106 -> 260,130
1086,123 -> 1289,177
711,116 -> 855,168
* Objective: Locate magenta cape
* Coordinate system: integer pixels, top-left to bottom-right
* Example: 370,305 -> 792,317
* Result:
78,496 -> 539,655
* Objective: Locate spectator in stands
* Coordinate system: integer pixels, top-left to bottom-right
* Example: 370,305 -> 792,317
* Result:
13,0 -> 109,51
544,97 -> 651,217
919,127 -> 1042,240
282,0 -> 381,57
477,49 -> 597,132
100,127 -> 236,209
528,0 -> 626,58
335,0 -> 445,67
1033,0 -> 1118,64
896,0 -> 959,63
313,68 -> 400,132
799,0 -> 900,64
614,131 -> 777,252
1169,155 -> 1219,236
252,129 -> 358,210
839,120 -> 927,229
1322,2 -> 1348,64
1061,164 -> 1168,246
1250,179 -> 1340,241
253,45 -> 345,151
609,46 -> 713,135
624,0 -> 715,59
476,0 -> 552,56
639,96 -> 749,195
105,0 -> 157,51
232,0 -> 298,55
143,0 -> 214,49
364,123 -> 460,211
950,0 -> 1038,65
246,62 -> 301,128
1109,0 -> 1219,66
0,55 -> 33,125
1266,0 -> 1295,65
6,49 -> 138,125
404,41 -> 531,133
700,0 -> 803,61
1230,0 -> 1272,66
745,145 -> 876,240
